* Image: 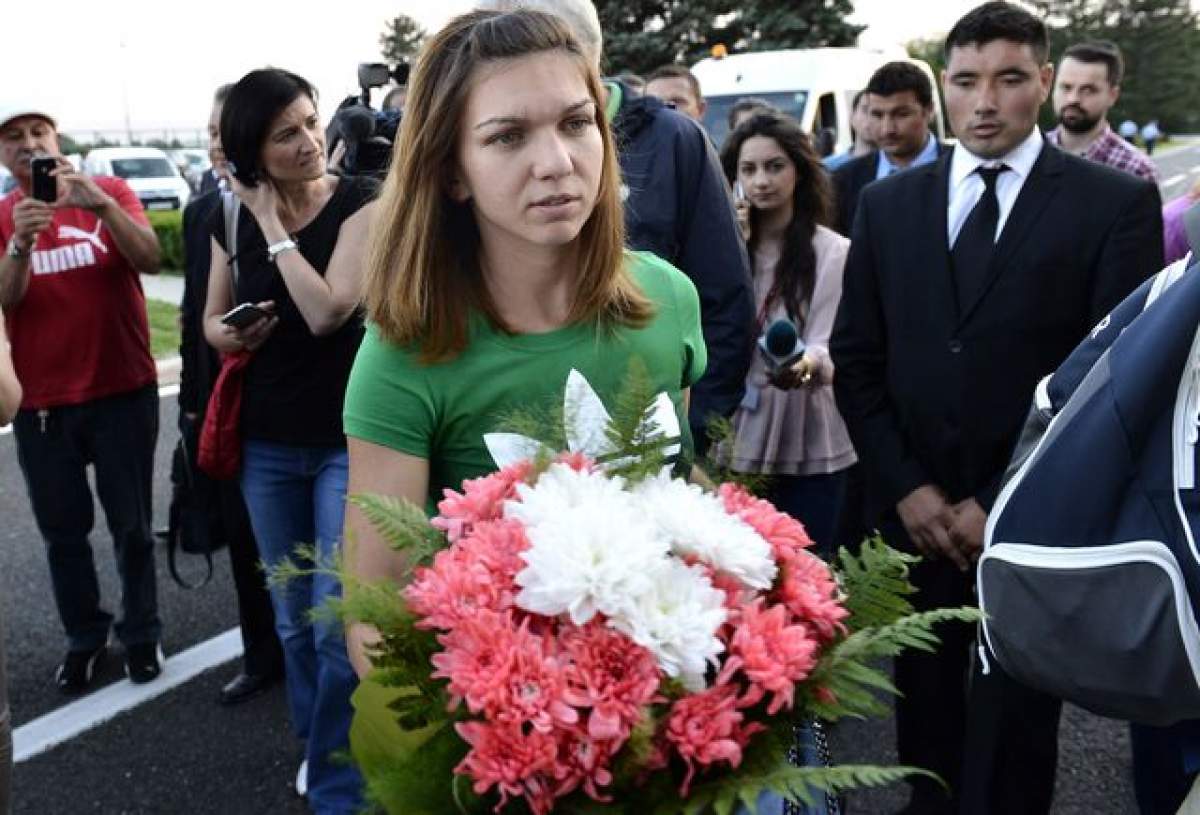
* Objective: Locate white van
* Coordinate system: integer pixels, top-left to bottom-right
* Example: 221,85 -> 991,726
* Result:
691,47 -> 946,151
82,147 -> 191,211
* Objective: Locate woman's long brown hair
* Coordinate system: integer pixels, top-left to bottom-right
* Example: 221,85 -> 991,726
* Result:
363,9 -> 651,361
720,111 -> 833,328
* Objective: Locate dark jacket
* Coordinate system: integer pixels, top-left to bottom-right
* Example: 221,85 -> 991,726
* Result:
179,189 -> 222,420
611,82 -> 754,451
831,141 -> 1164,523
831,142 -> 949,237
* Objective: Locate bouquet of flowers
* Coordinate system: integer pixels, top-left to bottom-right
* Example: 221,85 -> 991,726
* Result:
335,368 -> 980,815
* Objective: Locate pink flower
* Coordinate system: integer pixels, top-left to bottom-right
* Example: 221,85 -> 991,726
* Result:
777,550 -> 848,642
455,720 -> 559,815
664,683 -> 766,796
403,520 -> 531,630
431,611 -> 579,733
551,724 -> 619,803
434,461 -> 534,541
559,620 -> 661,742
720,600 -> 819,715
555,450 -> 595,472
717,483 -> 815,563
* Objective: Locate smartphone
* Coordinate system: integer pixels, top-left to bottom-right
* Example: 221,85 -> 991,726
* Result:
224,159 -> 256,187
734,181 -> 746,203
221,303 -> 270,330
31,157 -> 57,203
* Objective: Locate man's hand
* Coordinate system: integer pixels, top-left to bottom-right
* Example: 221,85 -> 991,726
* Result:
11,197 -> 53,249
51,161 -> 114,213
949,498 -> 987,566
896,484 -> 966,569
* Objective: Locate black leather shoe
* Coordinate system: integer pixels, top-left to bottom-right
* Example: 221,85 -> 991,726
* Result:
219,672 -> 278,705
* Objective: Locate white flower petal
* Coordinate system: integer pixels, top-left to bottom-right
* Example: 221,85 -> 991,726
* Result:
483,432 -> 551,469
563,369 -> 617,459
632,473 -> 777,590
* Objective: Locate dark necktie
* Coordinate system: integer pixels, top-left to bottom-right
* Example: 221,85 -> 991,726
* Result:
952,165 -> 1008,309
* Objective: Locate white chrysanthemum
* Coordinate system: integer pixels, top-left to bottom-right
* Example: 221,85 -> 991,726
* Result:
632,472 -> 777,590
508,464 -> 669,626
609,558 -> 728,691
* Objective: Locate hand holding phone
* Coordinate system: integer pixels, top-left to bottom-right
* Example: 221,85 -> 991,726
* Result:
31,157 -> 58,203
733,181 -> 751,241
221,302 -> 271,330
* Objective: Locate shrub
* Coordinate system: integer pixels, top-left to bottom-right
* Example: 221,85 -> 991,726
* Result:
147,209 -> 184,273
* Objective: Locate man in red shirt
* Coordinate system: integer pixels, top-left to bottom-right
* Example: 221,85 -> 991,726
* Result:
0,103 -> 164,692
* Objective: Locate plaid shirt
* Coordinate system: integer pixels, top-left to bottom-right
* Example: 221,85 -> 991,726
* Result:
1047,124 -> 1161,183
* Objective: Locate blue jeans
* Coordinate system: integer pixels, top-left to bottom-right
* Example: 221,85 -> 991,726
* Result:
240,441 -> 363,814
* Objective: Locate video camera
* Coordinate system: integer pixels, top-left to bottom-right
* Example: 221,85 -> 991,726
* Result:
326,62 -> 410,179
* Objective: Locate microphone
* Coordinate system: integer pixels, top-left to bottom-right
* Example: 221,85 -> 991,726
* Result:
757,318 -> 806,373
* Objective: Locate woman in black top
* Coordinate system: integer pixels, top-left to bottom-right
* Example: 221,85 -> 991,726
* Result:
201,68 -> 376,815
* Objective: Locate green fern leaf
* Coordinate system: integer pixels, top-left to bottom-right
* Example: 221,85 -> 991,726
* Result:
346,494 -> 443,575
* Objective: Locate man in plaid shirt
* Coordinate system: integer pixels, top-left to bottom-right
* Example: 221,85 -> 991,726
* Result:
1048,40 -> 1160,183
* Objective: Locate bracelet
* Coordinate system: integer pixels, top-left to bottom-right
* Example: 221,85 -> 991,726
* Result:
266,238 -> 298,264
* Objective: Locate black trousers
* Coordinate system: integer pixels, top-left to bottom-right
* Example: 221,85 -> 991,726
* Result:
880,519 -> 1060,815
14,385 -> 160,650
959,658 -> 1060,814
218,478 -> 283,678
180,408 -> 283,679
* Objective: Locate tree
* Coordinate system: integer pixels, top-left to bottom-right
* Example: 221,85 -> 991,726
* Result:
1026,0 -> 1200,133
380,14 -> 427,65
596,0 -> 864,76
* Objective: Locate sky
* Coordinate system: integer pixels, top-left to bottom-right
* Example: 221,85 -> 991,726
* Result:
4,0 -> 980,138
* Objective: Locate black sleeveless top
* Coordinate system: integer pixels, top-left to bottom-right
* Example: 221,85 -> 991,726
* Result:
211,175 -> 378,447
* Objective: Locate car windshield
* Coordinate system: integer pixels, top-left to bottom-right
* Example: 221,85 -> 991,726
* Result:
701,91 -> 809,146
110,158 -> 177,179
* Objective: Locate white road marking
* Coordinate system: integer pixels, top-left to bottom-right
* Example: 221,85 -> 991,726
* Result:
1166,174 -> 1187,186
13,628 -> 242,763
0,382 -> 179,437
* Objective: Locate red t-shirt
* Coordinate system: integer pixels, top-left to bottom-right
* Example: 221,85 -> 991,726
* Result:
0,176 -> 157,409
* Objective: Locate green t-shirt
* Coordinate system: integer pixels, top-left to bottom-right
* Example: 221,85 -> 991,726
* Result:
343,251 -> 707,505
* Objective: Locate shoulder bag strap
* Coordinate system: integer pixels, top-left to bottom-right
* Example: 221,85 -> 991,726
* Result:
221,191 -> 242,293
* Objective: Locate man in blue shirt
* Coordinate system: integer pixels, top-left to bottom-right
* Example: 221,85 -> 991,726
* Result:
832,61 -> 946,235
824,89 -> 876,171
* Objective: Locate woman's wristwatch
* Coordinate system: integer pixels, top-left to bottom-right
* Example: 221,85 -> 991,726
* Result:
266,238 -> 298,264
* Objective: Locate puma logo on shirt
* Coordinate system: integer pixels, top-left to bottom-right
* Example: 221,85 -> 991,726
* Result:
31,221 -> 110,276
57,222 -> 109,254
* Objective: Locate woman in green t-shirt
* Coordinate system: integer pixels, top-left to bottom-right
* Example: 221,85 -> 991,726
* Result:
341,8 -> 706,677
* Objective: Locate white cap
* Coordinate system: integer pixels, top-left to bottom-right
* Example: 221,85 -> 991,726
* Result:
0,104 -> 56,133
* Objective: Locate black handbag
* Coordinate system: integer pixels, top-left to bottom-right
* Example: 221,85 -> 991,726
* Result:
165,418 -> 229,588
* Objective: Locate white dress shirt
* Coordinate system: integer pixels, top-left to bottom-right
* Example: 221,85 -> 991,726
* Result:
947,127 -> 1045,247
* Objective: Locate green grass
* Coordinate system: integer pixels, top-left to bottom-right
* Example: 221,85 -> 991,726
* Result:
146,297 -> 180,360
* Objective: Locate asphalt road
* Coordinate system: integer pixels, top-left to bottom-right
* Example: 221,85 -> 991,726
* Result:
1154,138 -> 1200,203
5,140 -> 1192,814
0,395 -> 1143,815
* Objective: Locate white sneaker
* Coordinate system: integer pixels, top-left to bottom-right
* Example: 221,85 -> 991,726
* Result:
295,759 -> 308,797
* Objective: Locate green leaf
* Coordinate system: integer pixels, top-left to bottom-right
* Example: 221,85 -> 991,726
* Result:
349,679 -> 481,815
347,494 -> 444,576
602,357 -> 678,484
834,535 -> 921,631
802,607 -> 984,721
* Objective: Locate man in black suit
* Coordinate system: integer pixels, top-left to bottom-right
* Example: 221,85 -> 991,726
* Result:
831,3 -> 1163,813
832,61 -> 947,236
179,84 -> 282,705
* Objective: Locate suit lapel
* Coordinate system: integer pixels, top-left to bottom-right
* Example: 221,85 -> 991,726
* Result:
956,141 -> 1064,327
922,153 -> 957,323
